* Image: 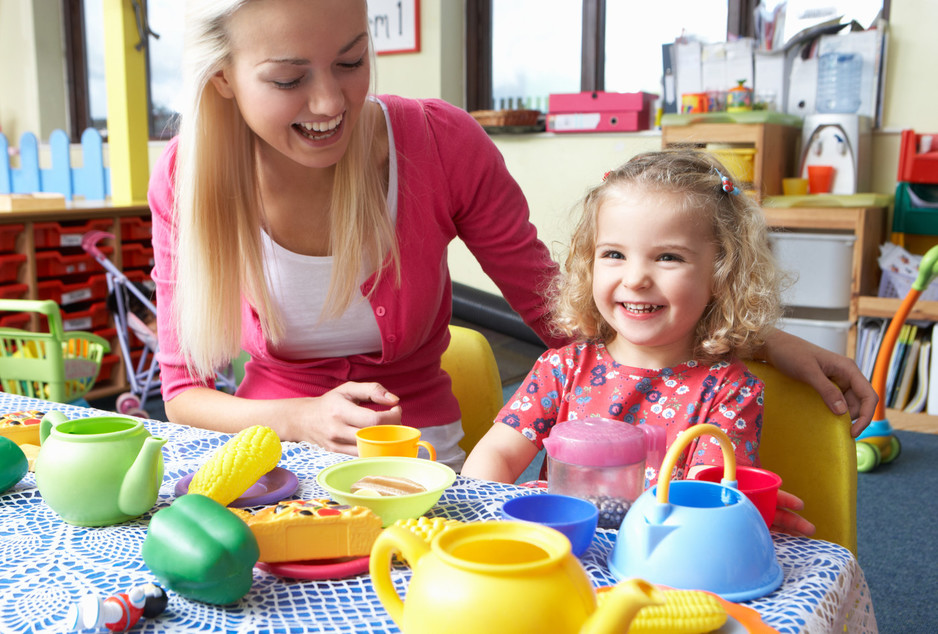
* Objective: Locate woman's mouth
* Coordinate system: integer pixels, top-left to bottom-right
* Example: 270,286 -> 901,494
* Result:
294,113 -> 344,141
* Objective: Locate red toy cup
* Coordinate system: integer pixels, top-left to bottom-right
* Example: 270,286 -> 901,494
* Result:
807,165 -> 835,194
691,465 -> 782,528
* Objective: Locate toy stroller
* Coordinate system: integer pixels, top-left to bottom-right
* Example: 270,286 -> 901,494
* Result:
82,231 -> 238,418
859,244 -> 938,471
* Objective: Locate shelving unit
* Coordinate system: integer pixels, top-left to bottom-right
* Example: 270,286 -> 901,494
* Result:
0,202 -> 151,401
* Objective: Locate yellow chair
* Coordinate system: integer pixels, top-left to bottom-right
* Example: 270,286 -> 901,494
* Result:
442,325 -> 504,455
745,360 -> 858,554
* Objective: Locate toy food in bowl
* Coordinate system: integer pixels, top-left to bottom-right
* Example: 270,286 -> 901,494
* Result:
500,493 -> 598,557
316,457 -> 456,527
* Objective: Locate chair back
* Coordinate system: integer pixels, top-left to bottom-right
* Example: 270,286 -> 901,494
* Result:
745,360 -> 857,553
442,325 -> 503,455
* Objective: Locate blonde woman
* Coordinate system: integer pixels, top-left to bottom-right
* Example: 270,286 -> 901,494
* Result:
151,0 -> 875,471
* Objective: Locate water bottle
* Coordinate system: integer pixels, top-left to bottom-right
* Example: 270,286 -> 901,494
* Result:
816,52 -> 862,113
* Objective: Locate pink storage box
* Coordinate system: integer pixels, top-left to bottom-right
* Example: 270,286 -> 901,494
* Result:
547,91 -> 657,133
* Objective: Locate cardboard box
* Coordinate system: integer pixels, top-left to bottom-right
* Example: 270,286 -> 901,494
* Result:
0,193 -> 67,212
547,91 -> 657,133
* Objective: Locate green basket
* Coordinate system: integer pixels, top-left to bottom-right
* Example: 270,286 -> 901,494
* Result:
0,299 -> 111,403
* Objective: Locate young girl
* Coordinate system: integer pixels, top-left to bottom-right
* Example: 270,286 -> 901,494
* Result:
463,151 -> 786,486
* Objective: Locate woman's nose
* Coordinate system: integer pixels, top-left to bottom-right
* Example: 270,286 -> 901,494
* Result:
307,72 -> 343,116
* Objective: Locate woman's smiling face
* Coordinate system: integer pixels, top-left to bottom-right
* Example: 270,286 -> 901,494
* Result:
592,184 -> 718,369
210,0 -> 371,170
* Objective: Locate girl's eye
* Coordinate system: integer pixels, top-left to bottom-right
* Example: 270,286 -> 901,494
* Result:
658,253 -> 684,262
600,250 -> 624,260
272,78 -> 302,90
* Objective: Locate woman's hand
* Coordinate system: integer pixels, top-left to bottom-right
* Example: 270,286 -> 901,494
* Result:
771,489 -> 816,537
762,329 -> 878,437
298,382 -> 402,454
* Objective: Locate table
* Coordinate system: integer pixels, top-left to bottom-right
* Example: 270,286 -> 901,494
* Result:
0,394 -> 878,633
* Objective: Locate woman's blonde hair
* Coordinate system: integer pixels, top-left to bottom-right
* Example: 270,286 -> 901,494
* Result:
173,0 -> 397,379
552,150 -> 786,363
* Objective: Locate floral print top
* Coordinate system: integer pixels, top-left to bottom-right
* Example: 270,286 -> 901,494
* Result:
498,341 -> 764,485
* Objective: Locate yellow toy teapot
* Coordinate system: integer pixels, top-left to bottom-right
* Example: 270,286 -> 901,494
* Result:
370,520 -> 664,633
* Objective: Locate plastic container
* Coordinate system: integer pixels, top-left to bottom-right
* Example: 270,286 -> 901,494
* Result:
33,219 -> 112,249
692,465 -> 782,528
0,224 -> 24,252
816,52 -> 862,114
769,232 -> 856,309
0,253 -> 26,283
707,146 -> 757,183
37,274 -> 108,306
120,216 -> 153,241
778,317 -> 852,356
500,494 -> 598,557
542,418 -> 665,529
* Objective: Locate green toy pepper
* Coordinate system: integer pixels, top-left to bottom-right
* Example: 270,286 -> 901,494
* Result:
142,493 -> 259,605
0,436 -> 28,494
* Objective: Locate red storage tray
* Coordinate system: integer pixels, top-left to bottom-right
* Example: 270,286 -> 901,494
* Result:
0,283 -> 29,300
120,216 -> 153,241
121,243 -> 155,269
0,224 -> 24,252
35,247 -> 112,278
0,312 -> 30,329
37,273 -> 108,306
0,253 -> 26,283
95,353 -> 120,385
33,219 -> 113,249
61,301 -> 109,332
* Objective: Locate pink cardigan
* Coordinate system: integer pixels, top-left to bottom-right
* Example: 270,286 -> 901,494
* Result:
148,95 -> 563,429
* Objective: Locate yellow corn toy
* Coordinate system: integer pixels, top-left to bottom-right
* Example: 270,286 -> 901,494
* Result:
188,425 -> 281,506
597,587 -> 727,634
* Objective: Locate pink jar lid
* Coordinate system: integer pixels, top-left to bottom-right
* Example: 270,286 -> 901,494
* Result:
543,418 -> 646,467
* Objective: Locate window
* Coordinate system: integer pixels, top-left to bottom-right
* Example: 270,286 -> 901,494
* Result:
467,0 -> 889,112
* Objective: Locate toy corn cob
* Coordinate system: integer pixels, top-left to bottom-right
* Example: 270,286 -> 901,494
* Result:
597,587 -> 727,634
188,425 -> 281,506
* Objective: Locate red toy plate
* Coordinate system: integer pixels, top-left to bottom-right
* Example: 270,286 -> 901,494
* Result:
255,556 -> 371,580
174,467 -> 298,508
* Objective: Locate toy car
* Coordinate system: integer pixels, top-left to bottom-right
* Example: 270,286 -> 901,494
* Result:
856,420 -> 901,472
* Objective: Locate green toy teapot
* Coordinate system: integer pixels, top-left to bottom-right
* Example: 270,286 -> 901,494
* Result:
35,411 -> 166,526
370,520 -> 664,633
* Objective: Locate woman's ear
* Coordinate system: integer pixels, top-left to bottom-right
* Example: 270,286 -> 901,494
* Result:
210,70 -> 235,99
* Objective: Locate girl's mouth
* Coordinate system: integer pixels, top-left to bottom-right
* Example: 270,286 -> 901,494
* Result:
620,302 -> 663,314
293,113 -> 344,141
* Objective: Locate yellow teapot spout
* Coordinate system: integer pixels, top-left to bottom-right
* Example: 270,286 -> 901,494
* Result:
581,578 -> 665,634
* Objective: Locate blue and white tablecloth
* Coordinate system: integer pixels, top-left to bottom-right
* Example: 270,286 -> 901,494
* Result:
0,394 -> 877,633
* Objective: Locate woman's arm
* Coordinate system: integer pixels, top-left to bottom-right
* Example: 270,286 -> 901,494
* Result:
758,329 -> 877,436
164,382 -> 402,454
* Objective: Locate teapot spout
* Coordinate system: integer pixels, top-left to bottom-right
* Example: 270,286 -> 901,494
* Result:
118,435 -> 166,517
580,578 -> 665,634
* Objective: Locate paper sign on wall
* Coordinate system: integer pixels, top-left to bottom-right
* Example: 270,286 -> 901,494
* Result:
369,0 -> 420,55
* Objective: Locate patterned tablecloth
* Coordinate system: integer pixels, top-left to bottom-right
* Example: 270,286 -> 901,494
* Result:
0,395 -> 878,634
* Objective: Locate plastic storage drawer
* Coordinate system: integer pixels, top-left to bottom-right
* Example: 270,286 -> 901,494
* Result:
779,317 -> 852,356
0,253 -> 26,283
35,247 -> 112,278
120,216 -> 153,241
38,274 -> 108,306
61,302 -> 109,332
0,224 -> 24,252
33,219 -> 113,249
0,283 -> 29,301
769,232 -> 856,309
121,243 -> 155,269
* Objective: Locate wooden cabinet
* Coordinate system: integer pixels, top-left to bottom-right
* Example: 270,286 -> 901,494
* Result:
0,202 -> 152,400
661,122 -> 801,201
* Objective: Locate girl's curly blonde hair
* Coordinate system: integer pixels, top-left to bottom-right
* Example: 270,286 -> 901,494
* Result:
551,150 -> 786,364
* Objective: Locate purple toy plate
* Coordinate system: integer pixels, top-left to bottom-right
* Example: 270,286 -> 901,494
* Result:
174,467 -> 298,508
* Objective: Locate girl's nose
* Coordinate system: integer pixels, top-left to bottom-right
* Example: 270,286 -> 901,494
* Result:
307,72 -> 343,116
621,262 -> 651,289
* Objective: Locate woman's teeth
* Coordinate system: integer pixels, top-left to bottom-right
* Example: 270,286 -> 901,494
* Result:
295,114 -> 343,139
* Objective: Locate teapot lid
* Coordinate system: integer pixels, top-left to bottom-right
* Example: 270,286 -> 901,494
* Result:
543,418 -> 646,467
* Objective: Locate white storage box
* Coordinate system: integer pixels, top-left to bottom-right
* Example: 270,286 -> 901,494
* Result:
779,317 -> 852,356
769,232 -> 856,309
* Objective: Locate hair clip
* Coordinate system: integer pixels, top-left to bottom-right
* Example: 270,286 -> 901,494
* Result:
715,169 -> 741,196
602,171 -> 612,181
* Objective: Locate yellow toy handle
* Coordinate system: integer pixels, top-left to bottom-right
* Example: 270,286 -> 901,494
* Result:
655,424 -> 736,505
369,525 -> 431,627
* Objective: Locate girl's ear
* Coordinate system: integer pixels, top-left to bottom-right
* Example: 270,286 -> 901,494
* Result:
210,70 -> 235,99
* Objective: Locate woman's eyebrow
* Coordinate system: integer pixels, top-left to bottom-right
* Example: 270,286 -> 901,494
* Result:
259,32 -> 369,66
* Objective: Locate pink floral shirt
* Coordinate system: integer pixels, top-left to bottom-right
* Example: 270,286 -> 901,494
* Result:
499,341 -> 764,485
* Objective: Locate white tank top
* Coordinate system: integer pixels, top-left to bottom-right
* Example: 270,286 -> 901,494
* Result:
263,97 -> 398,360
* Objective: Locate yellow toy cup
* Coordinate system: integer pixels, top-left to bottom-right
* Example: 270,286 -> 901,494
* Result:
356,425 -> 436,461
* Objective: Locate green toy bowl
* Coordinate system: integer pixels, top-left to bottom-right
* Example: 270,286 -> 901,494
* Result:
316,457 -> 456,527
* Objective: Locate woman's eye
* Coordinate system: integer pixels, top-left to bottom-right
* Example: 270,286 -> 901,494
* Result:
272,78 -> 302,90
338,57 -> 366,70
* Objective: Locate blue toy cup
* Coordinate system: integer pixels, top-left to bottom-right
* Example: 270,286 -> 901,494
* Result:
500,493 -> 598,557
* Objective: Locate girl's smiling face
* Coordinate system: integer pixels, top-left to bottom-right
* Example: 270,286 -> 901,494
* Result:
592,185 -> 718,369
210,0 -> 371,171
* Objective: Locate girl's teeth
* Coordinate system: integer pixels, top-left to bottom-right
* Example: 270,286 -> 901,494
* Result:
622,303 -> 659,313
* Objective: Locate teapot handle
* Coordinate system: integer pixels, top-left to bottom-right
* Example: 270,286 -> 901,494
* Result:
39,411 -> 68,445
656,424 -> 736,505
369,525 -> 431,627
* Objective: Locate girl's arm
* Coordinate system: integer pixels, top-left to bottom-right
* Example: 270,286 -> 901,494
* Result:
461,423 -> 540,483
759,329 -> 877,436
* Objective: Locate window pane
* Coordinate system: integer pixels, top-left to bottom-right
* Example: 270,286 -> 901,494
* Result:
604,1 -> 727,95
82,0 -> 107,130
492,0 -> 582,110
147,1 -> 185,136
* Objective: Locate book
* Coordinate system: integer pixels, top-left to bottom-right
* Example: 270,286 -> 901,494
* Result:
905,339 -> 931,413
893,325 -> 922,410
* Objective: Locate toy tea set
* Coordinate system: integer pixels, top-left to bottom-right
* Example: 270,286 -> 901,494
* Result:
3,408 -> 784,632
